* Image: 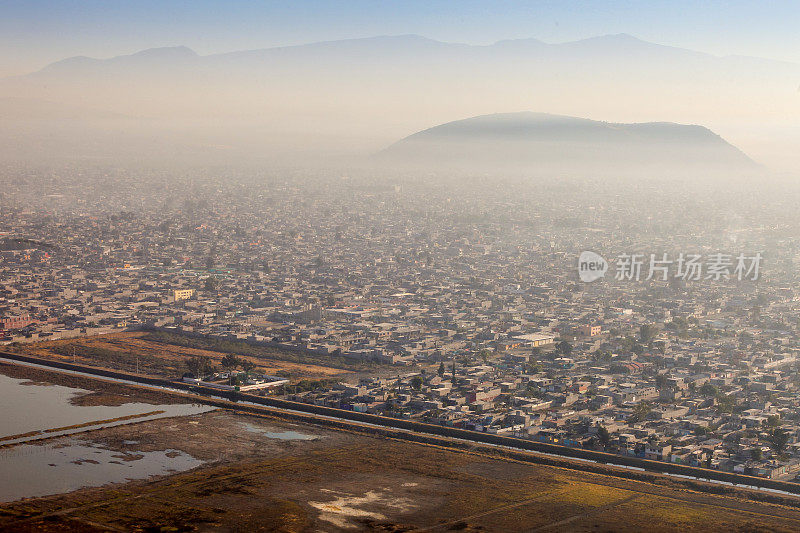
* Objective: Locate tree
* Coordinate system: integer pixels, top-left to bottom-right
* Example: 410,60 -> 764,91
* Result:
751,447 -> 763,461
220,354 -> 240,373
185,355 -> 212,378
597,425 -> 611,449
639,324 -> 657,345
555,340 -> 573,356
437,362 -> 445,378
526,361 -> 542,374
241,360 -> 255,376
629,402 -> 651,424
411,376 -> 423,390
700,383 -> 718,397
766,414 -> 782,428
715,393 -> 736,414
204,276 -> 219,292
479,349 -> 491,365
767,428 -> 790,453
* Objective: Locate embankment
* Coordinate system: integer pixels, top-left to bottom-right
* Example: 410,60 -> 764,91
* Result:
2,350 -> 799,497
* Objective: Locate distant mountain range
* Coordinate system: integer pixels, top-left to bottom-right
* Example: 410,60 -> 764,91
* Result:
379,112 -> 757,176
17,34 -> 792,81
0,34 -> 796,168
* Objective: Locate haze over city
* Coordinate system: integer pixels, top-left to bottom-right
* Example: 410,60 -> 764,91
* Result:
3,2 -> 800,532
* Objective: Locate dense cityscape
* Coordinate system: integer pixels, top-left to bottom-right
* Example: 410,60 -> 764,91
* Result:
3,165 -> 800,482
5,2 -> 800,530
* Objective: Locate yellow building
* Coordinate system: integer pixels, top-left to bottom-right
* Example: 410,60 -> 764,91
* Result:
173,289 -> 195,301
578,325 -> 602,337
512,333 -> 556,347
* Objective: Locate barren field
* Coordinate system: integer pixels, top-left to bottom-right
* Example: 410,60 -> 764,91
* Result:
9,331 -> 352,380
4,408 -> 800,532
3,363 -> 800,532
2,398 -> 800,529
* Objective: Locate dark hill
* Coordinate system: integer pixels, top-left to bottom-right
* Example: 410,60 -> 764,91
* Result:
378,112 -> 758,176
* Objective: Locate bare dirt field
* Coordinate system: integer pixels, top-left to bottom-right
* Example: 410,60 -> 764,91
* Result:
3,413 -> 800,531
9,331 -> 352,380
3,363 -> 800,532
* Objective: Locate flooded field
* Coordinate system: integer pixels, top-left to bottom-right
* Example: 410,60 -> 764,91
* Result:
0,364 -> 218,502
3,402 -> 800,532
0,372 -> 214,445
0,440 -> 203,502
239,420 -> 319,440
4,362 -> 800,531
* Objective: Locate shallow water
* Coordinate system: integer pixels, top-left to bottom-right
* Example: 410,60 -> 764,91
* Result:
0,373 -> 214,444
239,421 -> 318,440
0,440 -> 203,502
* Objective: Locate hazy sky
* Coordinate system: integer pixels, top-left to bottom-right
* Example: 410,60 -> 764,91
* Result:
3,0 -> 800,77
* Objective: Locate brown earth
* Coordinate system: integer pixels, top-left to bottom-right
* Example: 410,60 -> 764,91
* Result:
2,409 -> 800,531
3,363 -> 800,532
9,331 -> 351,379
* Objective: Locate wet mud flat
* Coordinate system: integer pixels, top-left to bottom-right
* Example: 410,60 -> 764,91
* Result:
0,438 -> 204,503
4,408 -> 800,532
0,409 -> 339,504
5,362 -> 800,532
0,362 -> 213,447
0,360 -> 185,406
